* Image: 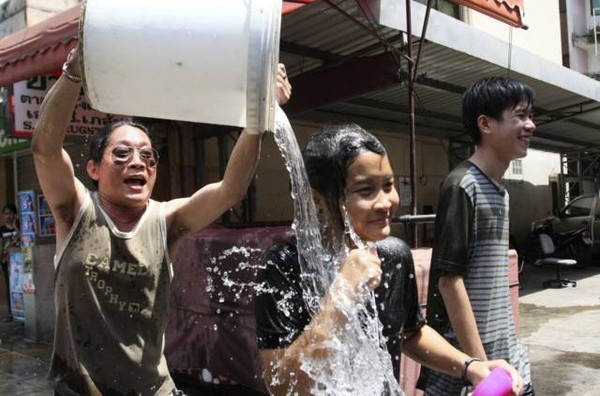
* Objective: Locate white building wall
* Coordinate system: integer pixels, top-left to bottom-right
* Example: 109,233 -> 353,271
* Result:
0,0 -> 26,36
25,0 -> 79,26
505,149 -> 561,245
464,0 -> 562,64
566,0 -> 600,75
505,149 -> 561,185
566,0 -> 591,73
0,0 -> 79,36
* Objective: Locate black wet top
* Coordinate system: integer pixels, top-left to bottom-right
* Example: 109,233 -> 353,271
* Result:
255,235 -> 425,378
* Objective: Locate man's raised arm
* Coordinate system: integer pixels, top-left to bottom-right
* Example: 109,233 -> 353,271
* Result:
164,64 -> 292,250
32,48 -> 87,244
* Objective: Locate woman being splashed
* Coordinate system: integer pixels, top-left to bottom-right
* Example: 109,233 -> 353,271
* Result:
255,124 -> 524,396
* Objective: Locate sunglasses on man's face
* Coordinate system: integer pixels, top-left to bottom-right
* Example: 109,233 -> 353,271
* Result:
110,146 -> 159,168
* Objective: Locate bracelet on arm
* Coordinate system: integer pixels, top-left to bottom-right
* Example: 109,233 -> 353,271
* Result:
62,61 -> 82,84
461,357 -> 482,382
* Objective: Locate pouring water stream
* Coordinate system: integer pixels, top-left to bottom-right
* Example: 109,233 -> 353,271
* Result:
271,105 -> 402,395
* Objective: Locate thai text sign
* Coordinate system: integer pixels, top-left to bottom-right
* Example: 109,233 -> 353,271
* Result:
12,75 -> 128,139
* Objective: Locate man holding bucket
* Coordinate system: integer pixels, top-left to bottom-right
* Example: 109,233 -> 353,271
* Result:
33,46 -> 291,395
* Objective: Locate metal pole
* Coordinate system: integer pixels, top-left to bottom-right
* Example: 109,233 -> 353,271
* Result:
405,0 -> 418,247
412,0 -> 433,84
12,151 -> 18,206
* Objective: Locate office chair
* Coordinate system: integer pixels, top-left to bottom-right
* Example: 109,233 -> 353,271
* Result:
536,233 -> 577,288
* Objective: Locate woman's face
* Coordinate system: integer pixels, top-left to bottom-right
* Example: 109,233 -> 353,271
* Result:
344,152 -> 399,242
2,209 -> 16,226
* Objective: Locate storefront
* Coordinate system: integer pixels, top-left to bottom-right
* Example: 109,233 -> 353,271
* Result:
0,1 -> 315,344
0,4 -> 237,341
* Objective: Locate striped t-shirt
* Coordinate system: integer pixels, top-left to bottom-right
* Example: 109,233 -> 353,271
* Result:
422,161 -> 531,395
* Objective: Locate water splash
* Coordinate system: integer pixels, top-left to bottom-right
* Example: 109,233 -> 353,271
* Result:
271,105 -> 401,395
272,105 -> 332,313
204,246 -> 270,305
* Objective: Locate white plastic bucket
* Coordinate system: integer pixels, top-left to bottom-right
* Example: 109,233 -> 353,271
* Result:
80,0 -> 281,133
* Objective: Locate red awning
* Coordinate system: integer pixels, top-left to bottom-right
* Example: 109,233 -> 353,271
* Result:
0,4 -> 81,87
449,0 -> 524,28
0,1 -> 314,88
283,0 -> 314,14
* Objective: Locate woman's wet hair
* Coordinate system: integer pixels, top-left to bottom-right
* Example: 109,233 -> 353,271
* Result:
88,120 -> 152,164
301,123 -> 386,232
462,76 -> 534,145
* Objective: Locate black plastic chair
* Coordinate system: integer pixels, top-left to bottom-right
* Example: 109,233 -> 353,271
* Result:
536,233 -> 577,288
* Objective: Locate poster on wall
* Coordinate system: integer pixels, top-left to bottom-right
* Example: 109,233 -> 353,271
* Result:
8,251 -> 24,321
397,176 -> 412,207
22,241 -> 35,293
37,195 -> 56,237
18,190 -> 36,240
17,190 -> 36,294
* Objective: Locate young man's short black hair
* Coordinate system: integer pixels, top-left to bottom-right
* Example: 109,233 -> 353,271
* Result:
462,76 -> 534,145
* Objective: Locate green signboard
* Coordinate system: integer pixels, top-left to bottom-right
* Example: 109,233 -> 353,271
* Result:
0,88 -> 30,155
0,123 -> 30,155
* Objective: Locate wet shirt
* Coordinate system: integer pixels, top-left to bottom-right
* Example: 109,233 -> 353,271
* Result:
255,236 -> 425,378
49,191 -> 175,396
422,161 -> 532,394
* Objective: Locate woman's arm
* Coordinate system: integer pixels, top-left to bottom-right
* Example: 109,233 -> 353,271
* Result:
259,248 -> 381,395
402,325 -> 524,394
259,290 -> 350,395
438,273 -> 487,359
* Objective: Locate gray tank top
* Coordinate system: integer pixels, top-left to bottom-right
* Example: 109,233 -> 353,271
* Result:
49,191 -> 175,395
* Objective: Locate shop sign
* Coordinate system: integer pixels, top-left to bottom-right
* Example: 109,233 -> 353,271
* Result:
11,75 -> 128,139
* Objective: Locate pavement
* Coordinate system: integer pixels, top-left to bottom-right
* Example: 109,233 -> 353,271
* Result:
0,261 -> 598,395
0,316 -> 52,395
519,261 -> 600,396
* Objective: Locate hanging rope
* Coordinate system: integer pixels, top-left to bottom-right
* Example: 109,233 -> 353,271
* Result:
507,26 -> 513,77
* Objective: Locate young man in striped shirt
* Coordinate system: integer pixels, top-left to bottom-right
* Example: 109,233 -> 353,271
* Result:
422,77 -> 536,395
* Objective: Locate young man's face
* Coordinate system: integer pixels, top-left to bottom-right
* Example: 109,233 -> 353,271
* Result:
486,100 -> 535,161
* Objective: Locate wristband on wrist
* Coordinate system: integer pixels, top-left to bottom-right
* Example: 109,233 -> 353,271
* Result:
62,62 -> 82,84
461,357 -> 482,382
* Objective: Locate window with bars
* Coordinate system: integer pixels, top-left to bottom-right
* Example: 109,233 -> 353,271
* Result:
512,159 -> 523,175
